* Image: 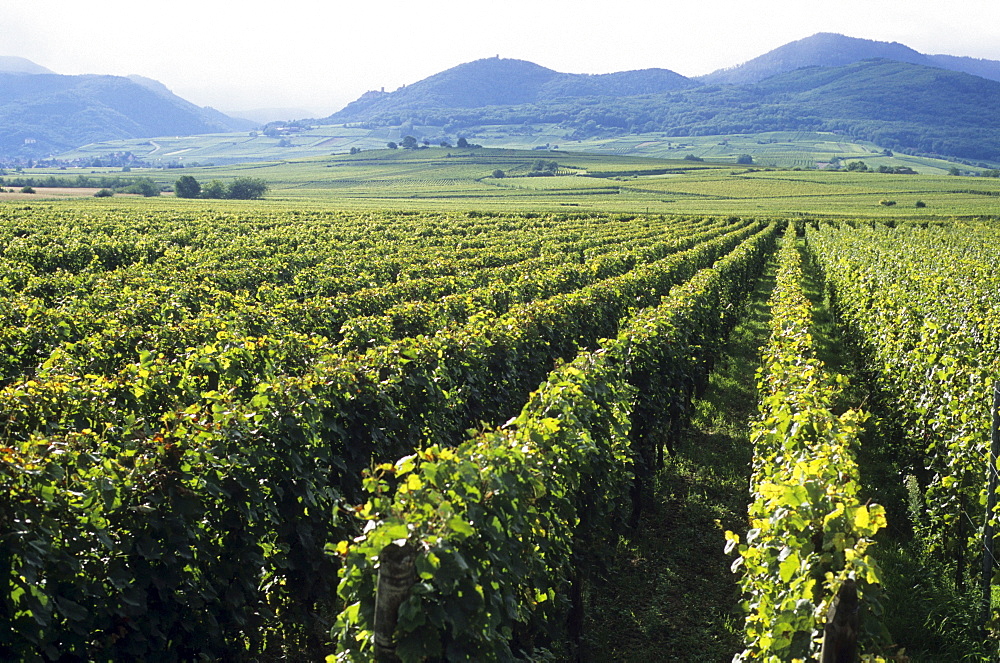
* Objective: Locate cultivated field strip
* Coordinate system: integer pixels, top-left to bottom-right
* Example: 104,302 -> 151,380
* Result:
0,219 -> 769,454
0,211 -> 726,381
0,206 -> 773,659
333,218 -> 756,352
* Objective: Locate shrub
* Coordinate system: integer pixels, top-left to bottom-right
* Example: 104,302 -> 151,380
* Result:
225,177 -> 268,200
94,189 -> 114,198
174,175 -> 201,199
879,199 -> 897,206
20,186 -> 34,194
124,178 -> 160,197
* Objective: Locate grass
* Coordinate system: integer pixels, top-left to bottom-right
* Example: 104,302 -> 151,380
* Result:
582,254 -> 777,661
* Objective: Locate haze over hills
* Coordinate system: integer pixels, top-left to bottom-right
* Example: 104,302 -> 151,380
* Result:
322,34 -> 1000,163
699,32 -> 1000,85
10,33 -> 1000,164
0,59 -> 254,160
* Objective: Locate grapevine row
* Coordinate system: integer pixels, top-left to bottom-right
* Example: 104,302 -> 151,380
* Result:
334,223 -> 778,660
726,228 -> 885,661
0,209 -> 770,659
806,222 -> 1000,633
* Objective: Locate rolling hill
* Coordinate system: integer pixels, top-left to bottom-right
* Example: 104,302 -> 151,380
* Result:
328,57 -> 694,123
321,40 -> 1000,163
0,64 -> 255,160
0,56 -> 55,75
700,32 -> 1000,85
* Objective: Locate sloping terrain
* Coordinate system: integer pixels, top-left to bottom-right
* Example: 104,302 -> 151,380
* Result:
0,71 -> 254,159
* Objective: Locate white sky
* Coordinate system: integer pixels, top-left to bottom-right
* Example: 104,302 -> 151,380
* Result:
6,0 -> 1000,117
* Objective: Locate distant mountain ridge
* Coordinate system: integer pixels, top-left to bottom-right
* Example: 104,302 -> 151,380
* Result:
322,34 -> 1000,162
0,58 -> 255,160
700,32 -> 1000,85
328,57 -> 693,123
0,56 -> 54,75
9,34 -> 1000,163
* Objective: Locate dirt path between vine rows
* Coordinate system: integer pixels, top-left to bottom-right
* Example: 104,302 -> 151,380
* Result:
582,254 -> 778,661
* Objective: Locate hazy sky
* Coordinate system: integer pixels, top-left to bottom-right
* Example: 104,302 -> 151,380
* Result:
6,0 -> 1000,117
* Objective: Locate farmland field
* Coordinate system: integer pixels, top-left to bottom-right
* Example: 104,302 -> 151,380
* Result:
2,149 -> 999,661
23,145 -> 1000,216
57,124 -> 973,175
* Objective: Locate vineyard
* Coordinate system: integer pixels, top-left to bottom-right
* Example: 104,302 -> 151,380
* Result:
0,200 -> 997,661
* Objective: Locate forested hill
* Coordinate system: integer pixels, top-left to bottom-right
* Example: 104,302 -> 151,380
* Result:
327,57 -> 694,122
0,71 -> 255,159
700,33 -> 928,84
700,32 -> 1000,85
326,52 -> 1000,162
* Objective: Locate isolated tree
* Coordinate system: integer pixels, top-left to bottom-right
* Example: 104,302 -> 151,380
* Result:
174,175 -> 201,199
440,140 -> 452,148
401,135 -> 418,149
492,169 -> 505,179
457,137 -> 469,148
226,177 -> 269,200
736,154 -> 754,165
846,161 -> 868,172
387,141 -> 398,150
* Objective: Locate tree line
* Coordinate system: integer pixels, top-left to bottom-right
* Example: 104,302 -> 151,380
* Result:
0,174 -> 270,200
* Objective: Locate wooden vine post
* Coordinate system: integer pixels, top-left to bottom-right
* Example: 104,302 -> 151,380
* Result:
982,383 -> 1000,630
374,540 -> 417,663
819,579 -> 859,663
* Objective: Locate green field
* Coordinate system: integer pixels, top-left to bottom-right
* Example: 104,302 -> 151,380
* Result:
57,123 -> 974,173
20,146 -> 1000,216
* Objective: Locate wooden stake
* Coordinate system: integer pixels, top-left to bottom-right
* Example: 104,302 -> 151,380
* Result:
820,579 -> 858,663
374,540 -> 417,663
982,383 -> 1000,631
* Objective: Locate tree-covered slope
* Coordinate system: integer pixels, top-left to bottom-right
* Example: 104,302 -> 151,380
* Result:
699,33 -> 929,85
758,59 -> 1000,159
327,57 -> 693,123
327,55 -> 1000,162
0,73 -> 255,159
